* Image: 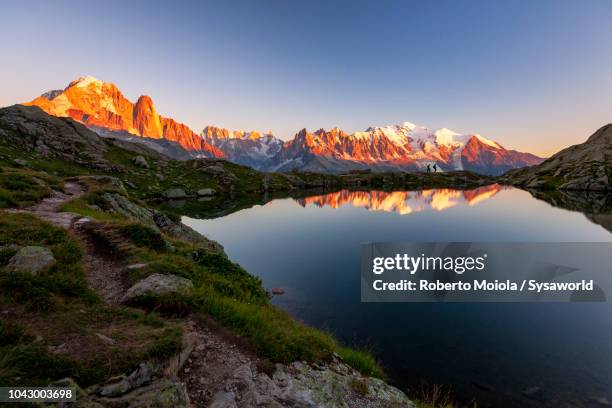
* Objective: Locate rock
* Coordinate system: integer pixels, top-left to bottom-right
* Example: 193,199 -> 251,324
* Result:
126,263 -> 148,270
196,188 -> 216,197
209,391 -> 237,408
94,379 -> 189,407
271,288 -> 285,295
99,192 -> 224,251
96,362 -> 154,397
85,175 -> 127,192
0,105 -> 114,171
125,180 -> 136,189
13,158 -> 28,166
7,246 -> 56,275
95,333 -> 115,345
132,155 -> 149,168
163,188 -> 187,199
122,273 -> 193,303
98,375 -> 132,397
156,173 -> 165,181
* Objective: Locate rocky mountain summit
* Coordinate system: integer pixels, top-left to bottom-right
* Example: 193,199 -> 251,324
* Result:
503,124 -> 612,191
267,124 -> 542,175
26,76 -> 543,175
26,76 -> 224,158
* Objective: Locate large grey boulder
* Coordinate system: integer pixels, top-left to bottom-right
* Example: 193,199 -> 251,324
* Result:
196,188 -> 216,197
163,188 -> 187,199
122,273 -> 193,303
7,246 -> 56,275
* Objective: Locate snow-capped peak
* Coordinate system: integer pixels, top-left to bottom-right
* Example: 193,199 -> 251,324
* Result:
472,134 -> 501,149
69,76 -> 103,88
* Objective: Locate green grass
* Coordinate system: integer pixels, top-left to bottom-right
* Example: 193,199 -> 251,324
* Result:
59,197 -> 122,221
0,139 -> 391,380
147,326 -> 183,359
338,347 -> 385,379
0,213 -> 97,309
0,169 -> 62,208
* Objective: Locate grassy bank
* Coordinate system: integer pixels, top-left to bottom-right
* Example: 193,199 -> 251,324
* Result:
0,212 -> 182,387
59,177 -> 385,377
0,161 -> 385,389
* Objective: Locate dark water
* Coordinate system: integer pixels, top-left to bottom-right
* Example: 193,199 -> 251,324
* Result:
183,186 -> 612,408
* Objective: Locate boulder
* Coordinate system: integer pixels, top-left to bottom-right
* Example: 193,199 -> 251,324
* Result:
94,379 -> 189,408
122,273 -> 193,303
209,391 -> 237,408
13,158 -> 28,167
132,155 -> 149,168
196,188 -> 216,197
163,188 -> 187,199
7,246 -> 55,275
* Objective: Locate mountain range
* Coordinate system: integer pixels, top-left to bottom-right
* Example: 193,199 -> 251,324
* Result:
25,76 -> 544,175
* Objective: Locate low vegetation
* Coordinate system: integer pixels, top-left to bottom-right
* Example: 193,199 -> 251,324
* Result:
66,183 -> 382,373
0,115 -> 513,404
0,211 -> 183,387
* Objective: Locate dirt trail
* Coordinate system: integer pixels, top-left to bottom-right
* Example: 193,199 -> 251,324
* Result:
9,181 -> 128,303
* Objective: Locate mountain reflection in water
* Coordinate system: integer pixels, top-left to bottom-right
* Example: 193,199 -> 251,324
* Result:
296,184 -> 504,215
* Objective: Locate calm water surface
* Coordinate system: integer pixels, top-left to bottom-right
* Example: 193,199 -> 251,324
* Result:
184,186 -> 612,408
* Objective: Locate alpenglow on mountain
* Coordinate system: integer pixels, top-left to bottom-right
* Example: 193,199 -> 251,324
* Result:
25,76 -> 544,175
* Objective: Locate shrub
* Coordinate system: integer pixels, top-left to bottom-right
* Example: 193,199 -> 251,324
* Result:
338,347 -> 385,379
147,327 -> 182,359
121,223 -> 168,251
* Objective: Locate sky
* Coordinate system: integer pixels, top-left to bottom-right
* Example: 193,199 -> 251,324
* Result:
1,0 -> 612,156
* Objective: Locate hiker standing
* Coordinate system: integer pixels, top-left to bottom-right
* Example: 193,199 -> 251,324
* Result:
426,164 -> 431,173
433,163 -> 437,172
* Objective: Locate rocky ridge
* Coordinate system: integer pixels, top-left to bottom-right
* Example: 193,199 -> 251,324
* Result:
26,76 -> 543,175
503,123 -> 612,191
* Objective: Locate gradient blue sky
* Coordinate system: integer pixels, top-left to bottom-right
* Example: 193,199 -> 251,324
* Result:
1,0 -> 612,156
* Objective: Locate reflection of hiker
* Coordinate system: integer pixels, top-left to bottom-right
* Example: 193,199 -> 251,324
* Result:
433,163 -> 438,172
426,164 -> 431,173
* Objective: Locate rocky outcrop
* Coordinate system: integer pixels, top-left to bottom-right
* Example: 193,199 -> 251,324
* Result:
0,105 -> 115,171
182,321 -> 415,408
133,96 -> 163,139
503,124 -> 611,191
25,76 -> 542,175
269,125 -> 542,175
122,273 -> 193,303
7,246 -> 55,275
25,76 -> 224,158
99,192 -> 223,251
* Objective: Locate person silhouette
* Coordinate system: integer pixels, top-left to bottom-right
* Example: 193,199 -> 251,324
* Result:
426,164 -> 431,173
433,163 -> 437,172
